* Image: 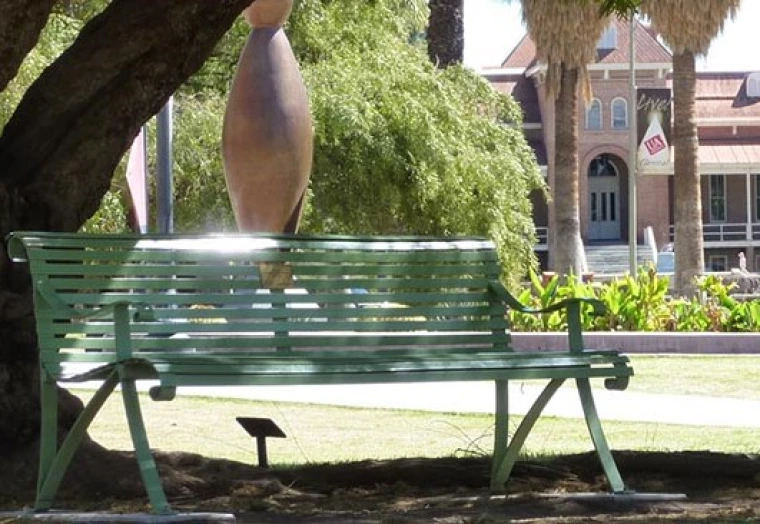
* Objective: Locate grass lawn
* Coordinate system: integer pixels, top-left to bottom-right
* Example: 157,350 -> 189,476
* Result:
626,354 -> 760,399
71,354 -> 760,467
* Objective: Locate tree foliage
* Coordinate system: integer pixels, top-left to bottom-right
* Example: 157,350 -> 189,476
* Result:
0,13 -> 81,126
10,0 -> 543,284
83,0 -> 544,284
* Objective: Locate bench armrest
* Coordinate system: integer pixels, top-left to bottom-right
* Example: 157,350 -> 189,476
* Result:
489,281 -> 605,353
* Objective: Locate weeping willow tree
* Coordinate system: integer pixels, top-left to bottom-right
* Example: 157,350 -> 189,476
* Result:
520,0 -> 610,276
641,0 -> 740,297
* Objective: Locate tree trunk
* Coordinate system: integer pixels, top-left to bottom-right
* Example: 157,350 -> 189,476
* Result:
0,0 -> 56,92
551,65 -> 585,277
0,0 -> 252,496
427,0 -> 464,68
671,50 -> 703,297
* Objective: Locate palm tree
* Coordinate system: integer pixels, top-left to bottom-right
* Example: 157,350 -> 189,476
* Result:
427,0 -> 464,67
641,0 -> 740,297
520,0 -> 610,276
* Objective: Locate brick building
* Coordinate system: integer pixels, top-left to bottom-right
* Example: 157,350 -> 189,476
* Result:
483,18 -> 760,273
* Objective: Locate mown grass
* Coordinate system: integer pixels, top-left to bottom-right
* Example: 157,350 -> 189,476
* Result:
71,352 -> 760,468
626,354 -> 760,399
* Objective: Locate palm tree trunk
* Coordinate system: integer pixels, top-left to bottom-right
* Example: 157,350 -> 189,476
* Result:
671,50 -> 703,297
551,64 -> 585,276
427,0 -> 464,68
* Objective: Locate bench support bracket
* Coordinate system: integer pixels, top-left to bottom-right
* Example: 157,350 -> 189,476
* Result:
35,370 -> 120,511
491,378 -> 564,490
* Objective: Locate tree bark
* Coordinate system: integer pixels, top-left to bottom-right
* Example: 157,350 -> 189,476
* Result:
551,65 -> 585,277
0,0 -> 252,232
0,0 -> 252,491
0,0 -> 57,92
427,0 -> 464,68
671,50 -> 703,297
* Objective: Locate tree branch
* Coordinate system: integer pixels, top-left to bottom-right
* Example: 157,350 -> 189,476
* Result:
0,0 -> 252,230
0,0 -> 57,92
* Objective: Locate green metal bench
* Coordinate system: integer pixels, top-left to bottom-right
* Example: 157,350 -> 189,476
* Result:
8,231 -> 633,515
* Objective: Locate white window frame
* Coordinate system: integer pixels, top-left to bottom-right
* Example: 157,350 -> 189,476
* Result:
709,174 -> 726,223
611,97 -> 628,129
754,174 -> 760,221
707,255 -> 728,272
585,98 -> 602,130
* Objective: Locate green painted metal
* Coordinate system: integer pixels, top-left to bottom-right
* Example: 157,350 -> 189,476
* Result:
37,374 -> 58,496
8,231 -> 635,514
35,371 -> 119,511
120,376 -> 173,514
491,379 -> 509,490
576,377 -> 628,493
491,378 -> 565,490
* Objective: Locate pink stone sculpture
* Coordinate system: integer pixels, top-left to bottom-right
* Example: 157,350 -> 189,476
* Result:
222,0 -> 313,233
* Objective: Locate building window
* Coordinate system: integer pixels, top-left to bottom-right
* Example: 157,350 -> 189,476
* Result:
709,174 -> 726,222
585,98 -> 602,130
611,98 -> 628,129
755,174 -> 760,221
748,72 -> 760,98
597,26 -> 618,51
707,255 -> 728,272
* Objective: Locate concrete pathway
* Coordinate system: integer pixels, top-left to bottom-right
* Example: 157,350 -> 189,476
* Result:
179,382 -> 760,428
69,380 -> 760,428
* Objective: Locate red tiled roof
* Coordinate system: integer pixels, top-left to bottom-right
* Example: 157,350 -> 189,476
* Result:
690,72 -> 760,120
699,142 -> 760,170
484,73 -> 542,124
501,34 -> 538,69
501,17 -> 671,68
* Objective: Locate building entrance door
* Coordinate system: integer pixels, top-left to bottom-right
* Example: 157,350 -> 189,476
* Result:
588,154 -> 620,241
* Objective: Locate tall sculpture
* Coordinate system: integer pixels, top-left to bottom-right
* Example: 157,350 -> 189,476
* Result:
222,0 -> 313,233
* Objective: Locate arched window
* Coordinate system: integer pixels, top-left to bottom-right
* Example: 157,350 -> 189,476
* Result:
585,98 -> 602,130
611,97 -> 628,129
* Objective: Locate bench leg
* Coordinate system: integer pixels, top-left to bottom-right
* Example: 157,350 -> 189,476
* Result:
120,377 -> 173,515
35,371 -> 119,511
576,377 -> 627,493
37,374 -> 58,499
491,378 -> 564,491
491,379 -> 509,487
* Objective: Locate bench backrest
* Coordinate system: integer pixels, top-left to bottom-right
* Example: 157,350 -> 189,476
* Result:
8,232 -> 512,368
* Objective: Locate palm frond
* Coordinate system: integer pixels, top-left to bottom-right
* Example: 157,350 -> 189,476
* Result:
522,0 -> 610,100
641,0 -> 740,55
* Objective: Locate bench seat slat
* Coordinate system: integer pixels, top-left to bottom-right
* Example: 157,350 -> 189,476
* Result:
147,353 -> 629,370
43,333 -> 510,352
36,262 -> 502,279
38,303 -> 507,323
20,233 -> 494,249
48,351 -> 630,383
43,318 -> 511,335
38,276 -> 498,292
49,290 -> 495,306
145,367 -> 627,386
49,348 -> 625,363
32,248 -> 499,265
